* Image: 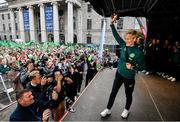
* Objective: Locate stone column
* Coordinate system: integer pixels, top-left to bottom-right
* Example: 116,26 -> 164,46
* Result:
18,7 -> 25,42
52,2 -> 60,43
9,9 -> 16,41
77,8 -> 82,43
28,5 -> 36,41
39,3 -> 47,42
66,0 -> 74,43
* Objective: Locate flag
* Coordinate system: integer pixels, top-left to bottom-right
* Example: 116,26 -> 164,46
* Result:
136,17 -> 147,39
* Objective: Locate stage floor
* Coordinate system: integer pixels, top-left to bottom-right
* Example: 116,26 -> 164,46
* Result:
62,68 -> 180,121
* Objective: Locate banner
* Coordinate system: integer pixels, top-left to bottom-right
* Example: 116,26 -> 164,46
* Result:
45,5 -> 53,32
23,9 -> 29,32
136,17 -> 147,39
98,18 -> 106,58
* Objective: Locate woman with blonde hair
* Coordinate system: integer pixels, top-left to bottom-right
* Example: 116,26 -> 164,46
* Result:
100,14 -> 145,119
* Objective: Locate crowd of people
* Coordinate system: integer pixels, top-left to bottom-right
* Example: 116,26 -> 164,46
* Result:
0,16 -> 179,121
144,38 -> 180,82
0,46 -> 102,121
0,35 -> 179,121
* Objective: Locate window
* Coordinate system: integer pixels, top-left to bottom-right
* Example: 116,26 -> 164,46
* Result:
9,23 -> 11,31
8,13 -> 10,19
38,18 -> 41,31
10,35 -> 12,40
59,17 -> 64,31
16,35 -> 19,39
87,34 -> 91,44
117,18 -> 123,29
73,17 -> 76,30
87,19 -> 92,30
87,4 -> 92,12
74,34 -> 77,43
15,23 -> 18,30
59,10 -> 64,16
4,35 -> 7,40
3,24 -> 5,31
14,12 -> 17,18
0,36 -> 1,40
2,14 -> 4,20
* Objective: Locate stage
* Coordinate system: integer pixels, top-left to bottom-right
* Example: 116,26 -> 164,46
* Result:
62,68 -> 180,121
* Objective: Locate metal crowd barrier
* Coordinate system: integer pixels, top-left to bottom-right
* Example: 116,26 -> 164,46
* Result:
0,74 -> 14,103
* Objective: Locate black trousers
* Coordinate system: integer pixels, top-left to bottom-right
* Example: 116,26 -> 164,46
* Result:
107,71 -> 135,110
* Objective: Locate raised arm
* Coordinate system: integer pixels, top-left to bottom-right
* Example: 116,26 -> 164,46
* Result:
110,14 -> 125,46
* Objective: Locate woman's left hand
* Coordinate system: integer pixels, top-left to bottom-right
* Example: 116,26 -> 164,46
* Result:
126,63 -> 134,70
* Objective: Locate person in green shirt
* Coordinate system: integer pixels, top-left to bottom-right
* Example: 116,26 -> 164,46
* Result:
100,14 -> 145,119
0,58 -> 11,74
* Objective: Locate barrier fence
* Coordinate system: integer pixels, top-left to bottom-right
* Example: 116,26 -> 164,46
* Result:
0,73 -> 16,111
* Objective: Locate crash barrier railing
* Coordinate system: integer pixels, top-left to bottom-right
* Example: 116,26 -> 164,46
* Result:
0,74 -> 14,103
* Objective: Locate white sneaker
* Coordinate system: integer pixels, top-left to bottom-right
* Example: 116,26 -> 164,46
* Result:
145,72 -> 149,75
68,107 -> 76,113
142,70 -> 146,73
167,76 -> 173,80
100,108 -> 111,117
171,78 -> 176,82
121,109 -> 129,119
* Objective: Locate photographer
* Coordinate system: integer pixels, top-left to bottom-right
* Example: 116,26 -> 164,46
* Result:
26,70 -> 58,118
52,70 -> 66,121
64,66 -> 76,112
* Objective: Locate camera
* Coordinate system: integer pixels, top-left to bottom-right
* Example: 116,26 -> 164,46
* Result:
45,80 -> 57,99
58,63 -> 69,77
42,80 -> 57,110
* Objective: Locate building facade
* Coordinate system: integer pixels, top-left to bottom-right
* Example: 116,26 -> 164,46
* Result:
0,0 -> 146,47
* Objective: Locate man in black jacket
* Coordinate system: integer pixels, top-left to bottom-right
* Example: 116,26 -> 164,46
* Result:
9,89 -> 51,121
26,70 -> 58,116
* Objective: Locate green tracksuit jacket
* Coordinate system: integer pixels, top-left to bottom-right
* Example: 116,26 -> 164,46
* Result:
111,24 -> 145,79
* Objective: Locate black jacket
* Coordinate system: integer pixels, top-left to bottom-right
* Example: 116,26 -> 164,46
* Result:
9,103 -> 41,121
